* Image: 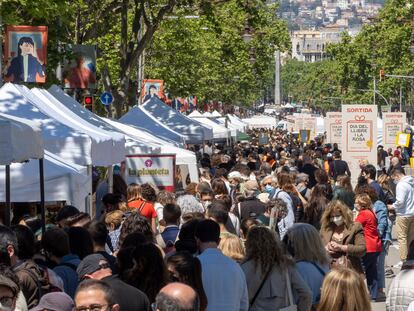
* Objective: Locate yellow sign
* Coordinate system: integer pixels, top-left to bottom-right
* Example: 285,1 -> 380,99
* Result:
396,132 -> 410,147
299,129 -> 311,143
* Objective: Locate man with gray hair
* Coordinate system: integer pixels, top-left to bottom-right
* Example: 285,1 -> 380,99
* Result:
154,283 -> 199,311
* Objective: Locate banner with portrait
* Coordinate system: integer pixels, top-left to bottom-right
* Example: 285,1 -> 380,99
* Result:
341,105 -> 377,183
141,79 -> 164,102
63,45 -> 97,89
4,26 -> 48,83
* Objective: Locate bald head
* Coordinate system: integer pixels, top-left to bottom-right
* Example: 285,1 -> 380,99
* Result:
156,283 -> 199,311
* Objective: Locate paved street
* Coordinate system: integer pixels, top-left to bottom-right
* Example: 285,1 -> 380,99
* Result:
372,232 -> 400,311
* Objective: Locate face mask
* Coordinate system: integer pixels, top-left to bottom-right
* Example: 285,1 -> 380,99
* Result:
393,179 -> 399,185
202,201 -> 211,209
331,216 -> 344,226
265,184 -> 274,194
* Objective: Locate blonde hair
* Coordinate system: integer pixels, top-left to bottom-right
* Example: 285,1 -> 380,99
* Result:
317,268 -> 371,311
284,223 -> 329,266
118,201 -> 132,213
127,183 -> 141,202
355,193 -> 372,210
320,200 -> 353,231
377,174 -> 390,190
219,234 -> 245,263
105,210 -> 123,229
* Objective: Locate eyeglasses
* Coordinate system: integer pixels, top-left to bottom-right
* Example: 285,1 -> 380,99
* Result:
0,296 -> 15,308
151,303 -> 158,311
75,304 -> 111,311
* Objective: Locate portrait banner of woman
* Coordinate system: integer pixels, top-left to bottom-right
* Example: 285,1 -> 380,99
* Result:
4,26 -> 48,83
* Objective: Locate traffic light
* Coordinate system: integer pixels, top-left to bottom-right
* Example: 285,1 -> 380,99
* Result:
379,69 -> 385,82
83,95 -> 93,112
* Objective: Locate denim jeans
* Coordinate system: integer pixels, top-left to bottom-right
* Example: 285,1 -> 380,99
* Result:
362,252 -> 381,299
377,241 -> 390,289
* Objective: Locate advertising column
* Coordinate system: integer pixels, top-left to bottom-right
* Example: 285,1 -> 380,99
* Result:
382,112 -> 406,150
325,112 -> 342,149
341,105 -> 377,183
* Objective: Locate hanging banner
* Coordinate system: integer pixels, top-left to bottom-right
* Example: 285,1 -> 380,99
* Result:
4,26 -> 48,83
382,112 -> 406,150
325,112 -> 342,148
342,105 -> 377,183
141,79 -> 165,102
63,44 -> 97,89
125,154 -> 176,192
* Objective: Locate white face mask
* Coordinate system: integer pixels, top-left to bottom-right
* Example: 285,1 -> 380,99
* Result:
331,216 -> 344,226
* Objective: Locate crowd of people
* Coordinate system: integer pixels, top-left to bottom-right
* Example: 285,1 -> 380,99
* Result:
1,128 -> 414,311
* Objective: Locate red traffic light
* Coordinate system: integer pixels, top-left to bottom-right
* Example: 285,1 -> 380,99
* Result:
84,96 -> 93,105
379,69 -> 385,82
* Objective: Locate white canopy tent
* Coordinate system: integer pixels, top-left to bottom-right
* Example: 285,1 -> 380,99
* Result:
211,110 -> 222,117
188,115 -> 230,141
141,97 -> 213,144
103,118 -> 199,182
203,111 -> 213,117
242,116 -> 277,129
0,83 -> 93,166
0,113 -> 45,226
213,117 -> 239,138
31,87 -> 153,156
229,115 -> 248,131
0,150 -> 90,210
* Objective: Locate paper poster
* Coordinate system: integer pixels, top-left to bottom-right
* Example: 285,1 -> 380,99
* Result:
383,112 -> 406,149
285,115 -> 295,132
125,154 -> 176,192
396,132 -> 410,147
325,112 -> 342,148
4,26 -> 48,83
341,105 -> 377,183
141,79 -> 164,102
299,129 -> 310,143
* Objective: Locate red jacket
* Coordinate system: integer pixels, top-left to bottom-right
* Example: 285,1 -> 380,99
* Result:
355,209 -> 382,253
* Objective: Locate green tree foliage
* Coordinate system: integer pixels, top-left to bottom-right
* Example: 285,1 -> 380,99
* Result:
145,0 -> 290,106
282,0 -> 414,111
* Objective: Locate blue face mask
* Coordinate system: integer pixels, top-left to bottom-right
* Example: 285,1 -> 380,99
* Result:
265,184 -> 274,193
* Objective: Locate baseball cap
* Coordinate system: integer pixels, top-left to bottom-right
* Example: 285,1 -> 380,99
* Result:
244,180 -> 259,191
30,292 -> 74,311
228,171 -> 242,179
76,254 -> 110,280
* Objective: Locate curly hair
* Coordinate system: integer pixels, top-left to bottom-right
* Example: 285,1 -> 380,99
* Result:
140,183 -> 157,202
244,226 -> 292,276
122,243 -> 169,303
157,190 -> 176,206
118,212 -> 153,248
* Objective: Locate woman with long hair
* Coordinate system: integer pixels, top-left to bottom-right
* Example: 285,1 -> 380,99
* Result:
332,175 -> 355,209
241,226 -> 312,311
283,223 -> 330,306
303,184 -> 330,230
121,242 -> 169,303
317,268 -> 371,311
320,200 -> 366,274
127,183 -> 158,233
354,193 -> 382,300
166,251 -> 208,311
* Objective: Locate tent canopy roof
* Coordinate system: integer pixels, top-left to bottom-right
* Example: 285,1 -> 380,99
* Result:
0,113 -> 44,165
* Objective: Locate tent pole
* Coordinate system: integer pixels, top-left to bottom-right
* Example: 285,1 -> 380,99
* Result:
87,165 -> 93,215
39,159 -> 46,234
5,165 -> 10,226
108,165 -> 114,194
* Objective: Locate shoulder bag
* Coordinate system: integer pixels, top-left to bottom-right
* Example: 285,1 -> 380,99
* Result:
280,269 -> 298,311
248,268 -> 272,310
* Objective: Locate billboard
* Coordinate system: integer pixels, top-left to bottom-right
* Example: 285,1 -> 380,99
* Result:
63,44 -> 97,89
341,105 -> 377,183
125,154 -> 176,192
325,112 -> 342,148
382,112 -> 406,150
4,26 -> 48,83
